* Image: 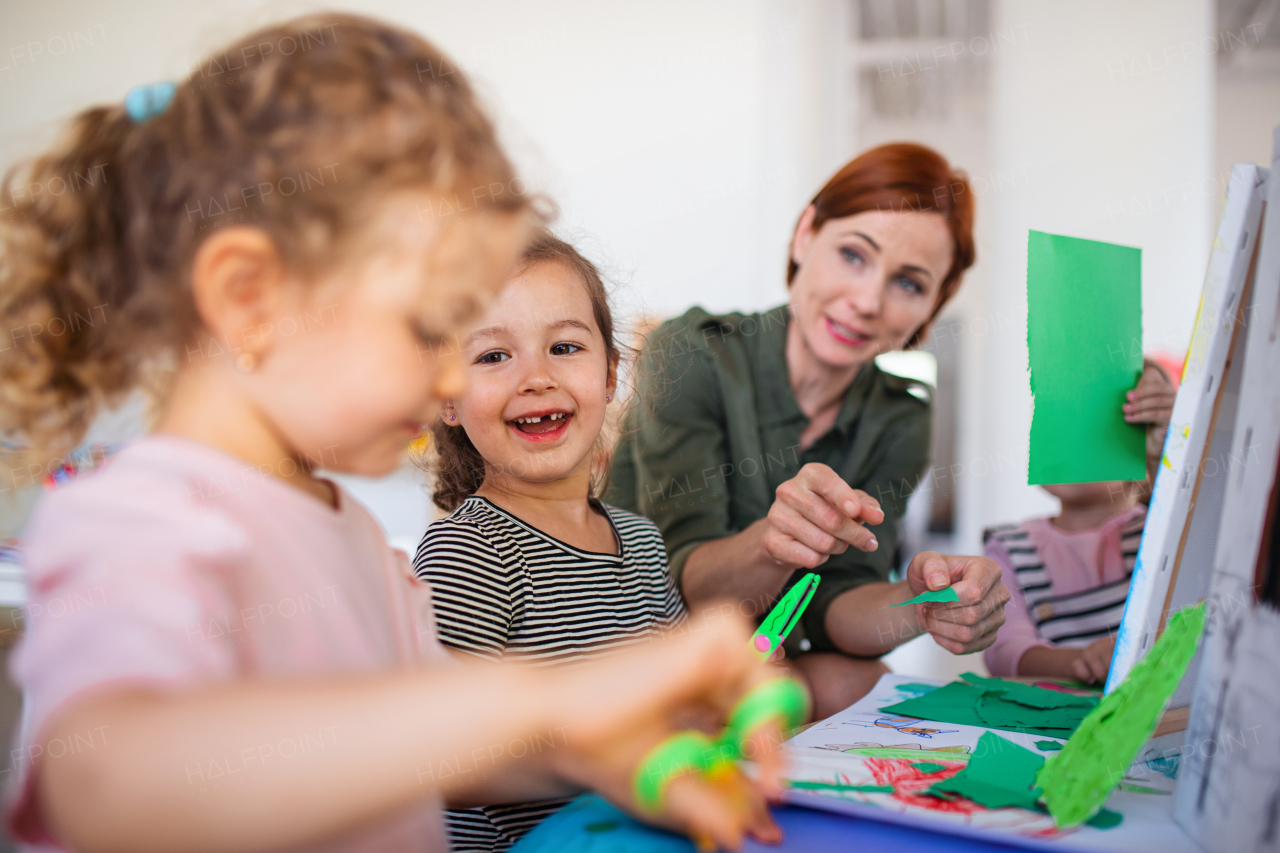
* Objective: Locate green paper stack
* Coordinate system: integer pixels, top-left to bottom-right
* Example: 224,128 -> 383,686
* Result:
878,674 -> 1099,739
1036,603 -> 1207,827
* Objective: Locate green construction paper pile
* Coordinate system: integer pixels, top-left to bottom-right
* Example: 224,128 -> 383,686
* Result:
1026,229 -> 1146,485
1037,603 -> 1206,828
885,587 -> 960,608
878,675 -> 1098,739
927,732 -> 1044,810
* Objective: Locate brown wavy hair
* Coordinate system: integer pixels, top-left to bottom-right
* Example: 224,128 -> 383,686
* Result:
787,142 -> 975,348
430,230 -> 620,513
0,13 -> 531,464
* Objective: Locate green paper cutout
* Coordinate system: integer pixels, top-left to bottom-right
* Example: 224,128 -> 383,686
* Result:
879,681 -> 1085,739
927,732 -> 1044,810
1035,740 -> 1064,751
886,587 -> 960,608
1037,603 -> 1206,828
895,682 -> 941,697
1086,807 -> 1123,829
911,761 -> 948,773
1027,230 -> 1145,485
789,781 -> 894,794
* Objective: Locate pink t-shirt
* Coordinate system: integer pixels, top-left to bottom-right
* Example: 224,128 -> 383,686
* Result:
7,435 -> 451,851
983,505 -> 1145,677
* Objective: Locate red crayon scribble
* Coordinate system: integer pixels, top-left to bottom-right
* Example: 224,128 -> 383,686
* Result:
864,757 -> 983,815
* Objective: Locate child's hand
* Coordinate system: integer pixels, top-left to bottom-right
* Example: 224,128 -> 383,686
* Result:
1124,359 -> 1176,463
1071,635 -> 1116,684
546,616 -> 787,849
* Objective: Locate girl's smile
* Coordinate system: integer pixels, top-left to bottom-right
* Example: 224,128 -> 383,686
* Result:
508,409 -> 574,441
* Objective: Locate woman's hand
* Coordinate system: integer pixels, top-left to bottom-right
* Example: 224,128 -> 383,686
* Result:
905,552 -> 1010,655
762,463 -> 885,570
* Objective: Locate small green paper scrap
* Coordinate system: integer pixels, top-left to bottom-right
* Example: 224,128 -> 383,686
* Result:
1035,740 -> 1064,751
927,732 -> 1044,810
911,761 -> 948,773
886,587 -> 959,608
789,781 -> 894,794
1086,808 -> 1123,829
1036,603 -> 1206,828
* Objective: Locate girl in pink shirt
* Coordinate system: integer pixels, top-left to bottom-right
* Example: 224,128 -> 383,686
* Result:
0,14 -> 785,852
984,360 -> 1175,683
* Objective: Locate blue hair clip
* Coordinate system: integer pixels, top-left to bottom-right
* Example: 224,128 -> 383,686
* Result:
124,81 -> 176,122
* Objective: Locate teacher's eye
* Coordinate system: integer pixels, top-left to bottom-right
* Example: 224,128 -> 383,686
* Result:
550,342 -> 583,356
476,350 -> 510,364
839,247 -> 865,267
894,276 -> 925,296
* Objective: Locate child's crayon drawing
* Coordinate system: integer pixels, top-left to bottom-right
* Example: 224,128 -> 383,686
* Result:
840,714 -> 959,739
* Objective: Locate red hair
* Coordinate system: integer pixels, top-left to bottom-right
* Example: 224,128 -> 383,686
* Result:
788,142 -> 975,348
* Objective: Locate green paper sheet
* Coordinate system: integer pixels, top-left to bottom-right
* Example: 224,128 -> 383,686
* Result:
928,732 -> 1044,810
1026,230 -> 1145,485
1037,603 -> 1206,828
911,762 -> 948,773
1035,740 -> 1064,751
885,587 -> 960,608
880,682 -> 1082,739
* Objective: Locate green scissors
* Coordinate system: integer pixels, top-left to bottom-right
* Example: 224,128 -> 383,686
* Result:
750,572 -> 820,658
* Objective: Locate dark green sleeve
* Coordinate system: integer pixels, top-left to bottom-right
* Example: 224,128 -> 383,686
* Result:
606,324 -> 735,588
798,401 -> 932,653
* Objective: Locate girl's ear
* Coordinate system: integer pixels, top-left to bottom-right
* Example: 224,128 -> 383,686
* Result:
190,227 -> 289,364
606,357 -> 619,400
790,204 -> 818,268
441,401 -> 461,425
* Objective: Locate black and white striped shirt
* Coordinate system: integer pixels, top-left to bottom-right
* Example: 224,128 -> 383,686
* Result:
413,495 -> 686,851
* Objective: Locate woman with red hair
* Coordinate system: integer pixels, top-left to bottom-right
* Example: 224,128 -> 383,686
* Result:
608,143 -> 1011,718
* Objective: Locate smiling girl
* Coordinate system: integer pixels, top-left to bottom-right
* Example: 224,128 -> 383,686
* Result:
415,232 -> 689,851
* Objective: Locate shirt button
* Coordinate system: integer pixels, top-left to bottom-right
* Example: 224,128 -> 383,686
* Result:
799,638 -> 811,652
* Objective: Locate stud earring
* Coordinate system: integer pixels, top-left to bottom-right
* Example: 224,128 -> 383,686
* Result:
605,395 -> 611,402
235,352 -> 257,373
449,414 -> 456,421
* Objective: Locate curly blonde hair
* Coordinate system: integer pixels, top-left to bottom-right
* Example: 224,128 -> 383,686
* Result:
0,13 -> 531,464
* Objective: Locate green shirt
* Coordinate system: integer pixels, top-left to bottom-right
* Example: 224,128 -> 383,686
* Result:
606,304 -> 932,653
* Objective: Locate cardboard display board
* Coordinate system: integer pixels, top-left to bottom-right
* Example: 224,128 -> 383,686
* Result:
1175,126 -> 1280,853
1107,161 -> 1269,701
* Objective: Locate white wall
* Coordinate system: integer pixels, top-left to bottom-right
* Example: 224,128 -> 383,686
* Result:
977,0 -> 1215,537
0,0 -> 824,324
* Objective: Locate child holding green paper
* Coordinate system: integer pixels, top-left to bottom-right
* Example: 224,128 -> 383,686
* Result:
984,359 -> 1175,682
